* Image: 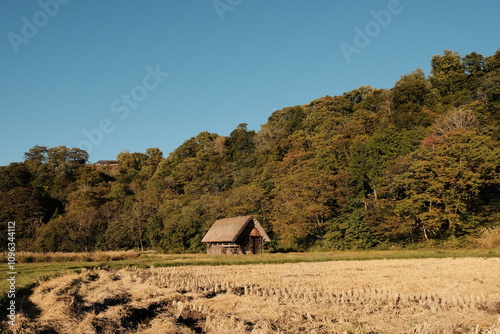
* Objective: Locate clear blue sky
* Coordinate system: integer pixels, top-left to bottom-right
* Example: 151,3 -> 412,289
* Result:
1,0 -> 499,165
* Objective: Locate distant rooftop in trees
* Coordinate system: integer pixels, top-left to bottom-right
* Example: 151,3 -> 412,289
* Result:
94,160 -> 118,165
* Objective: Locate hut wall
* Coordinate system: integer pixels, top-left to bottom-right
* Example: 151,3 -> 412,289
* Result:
236,236 -> 263,254
206,243 -> 243,255
235,220 -> 264,254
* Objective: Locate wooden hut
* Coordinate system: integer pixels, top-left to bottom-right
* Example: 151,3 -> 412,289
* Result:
202,216 -> 270,254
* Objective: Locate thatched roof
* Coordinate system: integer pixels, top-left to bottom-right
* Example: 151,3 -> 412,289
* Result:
201,216 -> 270,243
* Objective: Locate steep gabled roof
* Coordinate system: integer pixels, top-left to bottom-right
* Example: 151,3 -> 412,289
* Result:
201,216 -> 270,243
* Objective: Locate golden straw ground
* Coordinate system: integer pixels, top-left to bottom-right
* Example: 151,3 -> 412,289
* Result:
7,257 -> 500,333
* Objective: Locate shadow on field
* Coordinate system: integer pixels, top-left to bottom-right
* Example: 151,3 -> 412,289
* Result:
0,282 -> 42,330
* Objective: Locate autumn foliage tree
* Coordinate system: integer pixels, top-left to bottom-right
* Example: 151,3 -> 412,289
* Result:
1,50 -> 499,252
395,131 -> 499,239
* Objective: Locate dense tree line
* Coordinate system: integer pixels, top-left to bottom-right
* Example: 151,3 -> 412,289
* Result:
1,50 -> 499,252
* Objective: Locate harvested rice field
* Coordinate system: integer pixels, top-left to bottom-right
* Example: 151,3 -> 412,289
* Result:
7,257 -> 500,333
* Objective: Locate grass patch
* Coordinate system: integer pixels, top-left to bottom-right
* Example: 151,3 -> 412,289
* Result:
5,255 -> 500,333
1,248 -> 499,330
477,226 -> 500,248
2,248 -> 499,298
1,250 -> 141,263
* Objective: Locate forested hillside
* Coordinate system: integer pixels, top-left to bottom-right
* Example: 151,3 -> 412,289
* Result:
2,50 -> 499,252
